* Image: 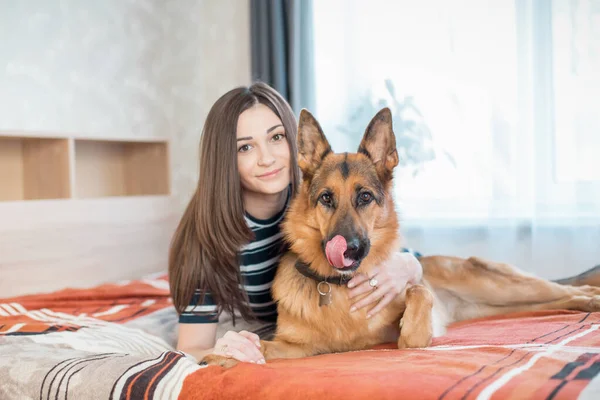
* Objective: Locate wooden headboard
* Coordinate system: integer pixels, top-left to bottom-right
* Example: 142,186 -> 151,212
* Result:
0,132 -> 179,297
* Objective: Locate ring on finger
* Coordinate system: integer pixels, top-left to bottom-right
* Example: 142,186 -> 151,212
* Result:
220,344 -> 228,353
369,277 -> 378,289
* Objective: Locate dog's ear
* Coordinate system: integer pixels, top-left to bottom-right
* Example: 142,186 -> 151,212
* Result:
357,107 -> 398,181
297,109 -> 332,179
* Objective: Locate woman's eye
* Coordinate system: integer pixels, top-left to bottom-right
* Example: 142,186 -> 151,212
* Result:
272,133 -> 285,141
238,144 -> 251,152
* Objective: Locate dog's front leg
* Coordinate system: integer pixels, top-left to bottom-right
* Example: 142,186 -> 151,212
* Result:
260,338 -> 314,360
199,354 -> 240,368
199,339 -> 313,369
398,284 -> 434,349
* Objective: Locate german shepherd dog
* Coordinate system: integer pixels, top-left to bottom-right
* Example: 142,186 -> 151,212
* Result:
202,108 -> 600,368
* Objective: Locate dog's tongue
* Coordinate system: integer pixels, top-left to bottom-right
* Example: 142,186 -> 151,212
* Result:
325,235 -> 355,269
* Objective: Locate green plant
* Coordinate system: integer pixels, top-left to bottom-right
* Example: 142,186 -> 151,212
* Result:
338,79 -> 456,176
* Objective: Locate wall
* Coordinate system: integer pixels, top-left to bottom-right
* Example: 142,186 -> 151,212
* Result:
0,0 -> 252,210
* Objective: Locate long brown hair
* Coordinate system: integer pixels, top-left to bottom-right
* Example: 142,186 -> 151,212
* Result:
169,82 -> 300,324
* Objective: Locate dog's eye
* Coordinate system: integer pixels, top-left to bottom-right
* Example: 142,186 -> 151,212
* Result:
320,193 -> 332,206
359,192 -> 373,205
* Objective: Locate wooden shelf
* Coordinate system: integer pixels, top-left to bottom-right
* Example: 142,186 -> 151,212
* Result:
0,132 -> 173,298
0,137 -> 70,201
74,140 -> 169,198
0,134 -> 170,202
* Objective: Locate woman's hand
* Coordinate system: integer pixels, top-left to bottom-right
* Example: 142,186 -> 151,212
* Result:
347,251 -> 423,318
212,330 -> 265,364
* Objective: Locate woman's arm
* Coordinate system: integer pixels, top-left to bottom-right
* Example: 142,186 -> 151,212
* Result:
177,323 -> 265,364
177,322 -> 218,360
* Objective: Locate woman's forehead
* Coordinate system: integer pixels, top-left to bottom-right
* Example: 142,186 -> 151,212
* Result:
237,104 -> 283,137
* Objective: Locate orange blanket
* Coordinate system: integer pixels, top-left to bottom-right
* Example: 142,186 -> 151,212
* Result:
2,275 -> 600,399
182,311 -> 600,399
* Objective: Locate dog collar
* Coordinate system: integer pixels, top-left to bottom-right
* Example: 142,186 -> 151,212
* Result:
294,260 -> 353,286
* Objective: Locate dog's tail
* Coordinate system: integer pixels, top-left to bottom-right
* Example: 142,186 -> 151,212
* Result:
553,264 -> 600,287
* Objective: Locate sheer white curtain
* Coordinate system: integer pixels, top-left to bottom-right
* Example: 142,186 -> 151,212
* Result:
311,0 -> 600,279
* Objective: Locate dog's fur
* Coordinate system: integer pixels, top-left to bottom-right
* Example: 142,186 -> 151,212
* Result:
202,108 -> 600,368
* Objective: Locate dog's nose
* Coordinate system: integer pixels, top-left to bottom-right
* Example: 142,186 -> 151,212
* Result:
346,237 -> 360,252
344,237 -> 362,260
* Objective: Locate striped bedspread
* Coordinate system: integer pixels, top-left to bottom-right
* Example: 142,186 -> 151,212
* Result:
2,275 -> 600,399
0,274 -> 201,399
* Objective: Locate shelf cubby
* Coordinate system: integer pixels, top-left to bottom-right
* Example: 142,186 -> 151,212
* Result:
74,139 -> 169,198
0,136 -> 71,201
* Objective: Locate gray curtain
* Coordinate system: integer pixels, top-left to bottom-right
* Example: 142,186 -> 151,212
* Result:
250,0 -> 315,114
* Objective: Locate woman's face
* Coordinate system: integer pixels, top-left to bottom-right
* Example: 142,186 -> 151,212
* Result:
236,104 -> 291,196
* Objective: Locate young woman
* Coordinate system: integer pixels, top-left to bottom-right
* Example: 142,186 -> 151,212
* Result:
168,82 -> 422,365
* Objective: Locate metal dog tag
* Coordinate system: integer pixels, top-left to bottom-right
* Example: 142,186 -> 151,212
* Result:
317,281 -> 332,307
319,291 -> 332,307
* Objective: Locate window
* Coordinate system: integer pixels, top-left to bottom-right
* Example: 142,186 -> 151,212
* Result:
311,0 -> 600,224
552,0 -> 600,183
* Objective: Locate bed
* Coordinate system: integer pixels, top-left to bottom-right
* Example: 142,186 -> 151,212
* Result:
2,133 -> 599,399
2,272 -> 600,400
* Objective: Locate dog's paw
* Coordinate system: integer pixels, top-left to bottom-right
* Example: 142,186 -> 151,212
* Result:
397,332 -> 432,349
576,285 -> 600,297
199,354 -> 240,369
397,318 -> 432,349
587,296 -> 600,312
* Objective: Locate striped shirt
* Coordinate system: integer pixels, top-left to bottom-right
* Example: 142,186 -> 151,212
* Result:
179,191 -> 290,324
